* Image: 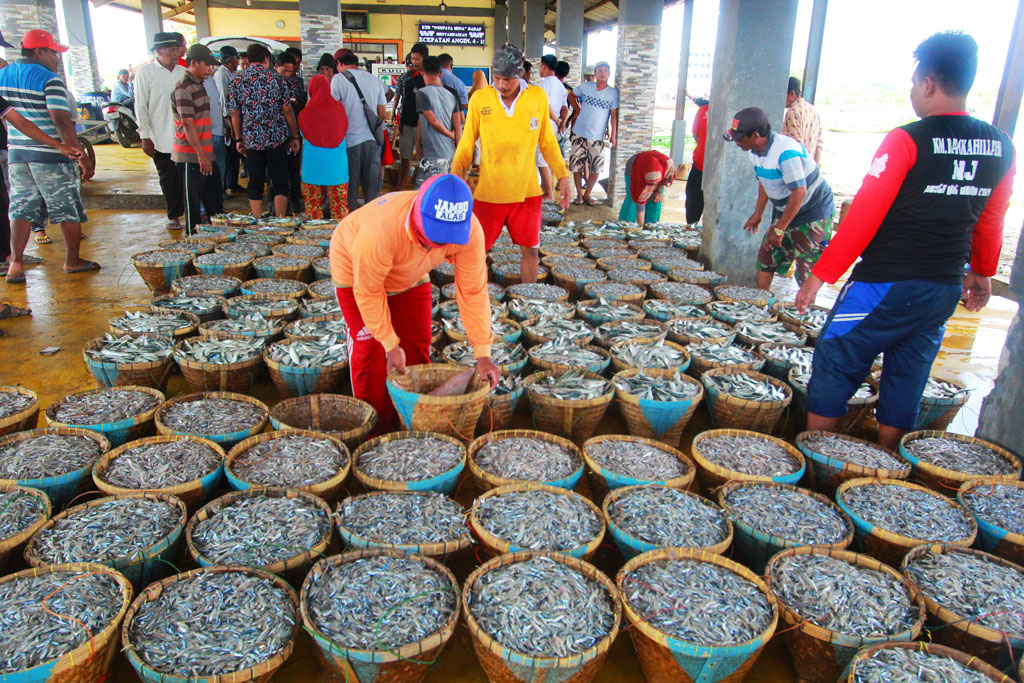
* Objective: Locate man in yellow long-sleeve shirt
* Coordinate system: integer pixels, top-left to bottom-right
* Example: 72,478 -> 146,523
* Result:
451,45 -> 571,283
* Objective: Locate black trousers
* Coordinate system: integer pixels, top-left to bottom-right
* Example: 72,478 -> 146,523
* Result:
153,151 -> 184,221
245,142 -> 289,202
224,140 -> 242,190
177,162 -> 223,235
685,168 -> 704,225
287,145 -> 302,205
0,174 -> 9,263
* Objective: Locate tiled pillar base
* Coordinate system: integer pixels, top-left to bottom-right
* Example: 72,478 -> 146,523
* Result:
556,45 -> 582,85
299,13 -> 341,82
609,23 -> 659,203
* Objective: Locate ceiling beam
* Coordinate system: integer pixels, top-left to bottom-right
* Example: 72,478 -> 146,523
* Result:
163,1 -> 194,19
90,0 -> 120,7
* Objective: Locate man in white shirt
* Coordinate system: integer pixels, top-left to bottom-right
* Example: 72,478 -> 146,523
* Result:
330,53 -> 386,212
135,32 -> 186,228
535,55 -> 568,200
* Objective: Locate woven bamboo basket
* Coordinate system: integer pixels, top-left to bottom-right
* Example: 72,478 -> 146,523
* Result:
752,342 -> 809,381
269,394 -> 377,451
251,255 -> 312,282
669,268 -> 727,291
83,336 -> 176,390
900,430 -> 1021,496
914,377 -> 970,430
690,429 -> 805,494
708,301 -> 777,326
901,544 -> 1024,673
469,482 -> 605,559
764,546 -> 925,683
523,371 -> 615,443
463,550 -> 621,683
272,243 -> 325,259
582,282 -> 645,303
649,257 -> 704,275
0,427 -> 110,509
334,490 -> 472,559
287,231 -> 331,248
713,285 -> 776,307
0,385 -> 39,436
587,247 -> 634,260
237,232 -> 287,246
836,477 -> 977,567
475,382 -> 527,436
1,562 -> 132,682
386,363 -> 490,440
225,429 -> 350,504
491,264 -> 551,286
468,429 -> 585,491
596,256 -> 648,271
45,385 -> 165,447
551,266 -> 608,299
122,565 -> 299,682
154,391 -> 268,448
311,256 -> 331,280
193,254 -> 253,281
283,314 -> 345,341
25,491 -> 187,592
503,281 -> 566,301
734,320 -> 808,348
352,430 -> 466,495
581,237 -> 627,250
634,244 -> 683,258
664,318 -> 733,347
150,293 -> 226,323
241,278 -> 308,298
795,430 -> 911,498
958,478 -> 1024,566
700,368 -> 792,433
521,315 -> 595,347
159,238 -> 216,255
307,278 -> 337,300
171,274 -> 241,297
603,484 -> 731,560
608,339 -> 690,376
196,224 -> 240,239
301,548 -> 461,683
612,369 -> 704,448
264,340 -> 348,398
107,307 -> 199,341
131,250 -> 194,294
174,339 -> 265,394
528,344 -> 611,375
582,434 -> 696,501
185,486 -> 332,586
687,346 -> 763,377
93,434 -> 226,512
433,263 -> 456,286
198,318 -> 285,342
0,483 -> 50,574
648,282 -> 713,305
617,547 -> 778,683
774,302 -> 830,326
594,320 -> 666,349
211,213 -> 254,227
226,294 -> 302,321
575,299 -> 645,326
539,245 -> 586,258
842,641 -> 1013,683
789,368 -> 879,435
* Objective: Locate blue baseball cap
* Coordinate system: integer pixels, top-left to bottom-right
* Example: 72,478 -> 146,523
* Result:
412,174 -> 474,246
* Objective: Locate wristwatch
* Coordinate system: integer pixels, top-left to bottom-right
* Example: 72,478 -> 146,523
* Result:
772,227 -> 785,236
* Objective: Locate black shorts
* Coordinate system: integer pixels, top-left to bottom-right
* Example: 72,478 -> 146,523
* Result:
245,141 -> 290,201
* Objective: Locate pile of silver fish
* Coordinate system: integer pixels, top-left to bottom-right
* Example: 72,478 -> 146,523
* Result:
191,494 -> 330,566
152,294 -> 222,316
86,333 -> 175,364
446,341 -> 526,368
703,372 -> 787,402
176,337 -> 264,365
596,321 -> 664,345
312,256 -> 331,272
505,283 -> 565,300
643,300 -> 706,320
102,439 -> 222,488
675,269 -> 723,282
127,571 -> 295,676
959,483 -> 1024,535
335,492 -> 470,546
160,240 -> 210,254
0,489 -> 46,539
238,233 -> 284,245
53,389 -> 160,426
194,251 -> 251,266
445,316 -> 517,340
544,245 -> 585,256
469,556 -> 615,657
243,279 -> 303,294
301,298 -> 341,317
211,212 -> 255,225
597,256 -> 642,270
441,301 -> 508,320
0,391 -> 35,420
770,553 -> 917,637
587,439 -> 688,481
31,496 -> 180,563
227,298 -> 298,319
489,251 -> 522,265
475,437 -> 580,482
722,484 -> 849,544
298,228 -> 333,240
853,647 -> 992,683
608,486 -> 729,548
612,340 -> 687,370
110,310 -> 194,337
621,559 -> 772,645
529,341 -> 605,369
275,244 -> 324,259
650,256 -> 702,273
357,436 -> 463,481
904,436 -> 1016,475
492,374 -> 523,396
735,321 -> 804,345
508,297 -> 574,320
266,339 -> 346,368
761,344 -> 814,373
607,267 -> 664,284
717,286 -> 772,302
203,317 -> 277,335
0,571 -> 124,674
637,247 -> 685,261
697,434 -> 800,477
614,370 -> 699,401
921,377 -> 969,400
778,304 -> 829,332
232,435 -> 348,488
174,275 -> 239,293
577,298 -> 640,322
689,342 -> 757,365
668,320 -> 733,341
585,283 -> 643,300
529,370 -> 609,400
525,316 -> 593,343
286,318 -> 347,340
904,548 -> 1024,634
839,484 -> 975,541
791,372 -> 874,399
474,489 -> 601,551
799,434 -> 907,471
305,555 -> 457,650
307,279 -> 336,298
216,241 -> 270,258
709,301 -> 773,322
160,398 -> 265,435
649,282 -> 710,302
0,433 -> 103,479
133,249 -> 192,264
553,265 -> 605,281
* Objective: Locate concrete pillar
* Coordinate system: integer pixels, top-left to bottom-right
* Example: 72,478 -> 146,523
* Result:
140,0 -> 162,49
59,0 -> 102,97
298,0 -> 341,82
494,1 -> 508,48
507,0 -> 524,50
525,0 -> 545,66
0,0 -> 58,58
194,0 -> 211,40
802,0 -> 827,104
609,0 -> 664,202
669,0 -> 694,166
994,0 -> 1024,135
699,0 -> 799,284
556,0 -> 584,84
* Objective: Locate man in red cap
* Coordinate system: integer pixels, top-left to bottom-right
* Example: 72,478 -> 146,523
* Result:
0,30 -> 95,284
329,173 -> 501,433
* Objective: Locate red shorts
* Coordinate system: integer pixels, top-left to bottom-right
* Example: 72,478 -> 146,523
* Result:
473,196 -> 542,251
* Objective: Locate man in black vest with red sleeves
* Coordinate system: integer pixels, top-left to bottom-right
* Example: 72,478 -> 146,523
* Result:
795,31 -> 1015,451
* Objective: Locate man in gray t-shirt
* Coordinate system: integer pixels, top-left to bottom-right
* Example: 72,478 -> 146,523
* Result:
414,57 -> 461,187
330,53 -> 387,211
567,61 -> 618,205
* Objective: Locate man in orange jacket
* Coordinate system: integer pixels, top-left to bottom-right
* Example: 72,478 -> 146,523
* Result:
330,174 -> 501,433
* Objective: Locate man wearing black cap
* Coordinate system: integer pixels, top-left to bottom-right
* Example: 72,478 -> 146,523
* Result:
724,106 -> 834,290
213,45 -> 243,193
172,45 -> 221,234
135,32 -> 187,229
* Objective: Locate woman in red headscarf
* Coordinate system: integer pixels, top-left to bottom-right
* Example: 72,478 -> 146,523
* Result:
298,74 -> 349,219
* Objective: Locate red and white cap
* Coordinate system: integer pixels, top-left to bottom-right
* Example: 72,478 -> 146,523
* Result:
22,29 -> 69,53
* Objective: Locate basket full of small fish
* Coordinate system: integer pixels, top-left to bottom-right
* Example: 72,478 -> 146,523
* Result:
523,371 -> 614,442
240,277 -> 308,298
666,317 -> 735,347
57,387 -> 157,448
25,492 -> 186,591
576,298 -> 645,326
795,431 -> 911,497
611,369 -> 704,448
774,302 -> 830,340
154,391 -> 268,447
714,285 -> 776,307
301,296 -> 341,318
108,308 -> 199,340
442,342 -> 528,380
444,314 -> 521,345
192,250 -> 253,280
734,319 -> 807,347
521,315 -> 594,347
957,479 -> 1024,565
150,293 -> 225,323
755,342 -> 814,381
708,300 -> 776,325
159,238 -> 215,255
789,369 -> 878,435
491,262 -> 551,286
334,490 -> 472,559
306,278 -> 337,299
594,320 -> 666,349
211,212 -> 255,227
507,296 -> 575,321
0,386 -> 39,437
616,548 -> 777,683
642,299 -> 707,322
217,239 -> 270,258
687,341 -> 763,376
0,427 -> 110,508
273,243 -> 325,260
583,282 -> 646,304
764,548 -> 925,682
251,255 -> 312,282
843,641 -> 1011,683
670,267 -> 727,291
550,265 -> 608,298
226,294 -> 301,322
648,281 -> 713,305
171,274 -> 241,297
609,339 -> 690,376
913,376 -> 971,432
582,434 -> 696,500
468,430 -> 585,491
122,566 -> 299,681
288,227 -> 333,247
690,429 -> 805,492
528,340 -> 610,375
130,249 -> 194,294
199,315 -> 284,342
226,430 -> 350,503
265,337 -> 348,397
899,430 -> 1021,493
353,430 -> 466,494
0,484 -> 50,573
174,336 -> 266,394
311,256 -> 331,280
603,484 -> 731,559
469,483 -> 605,559
700,368 -> 792,433
83,334 -> 177,389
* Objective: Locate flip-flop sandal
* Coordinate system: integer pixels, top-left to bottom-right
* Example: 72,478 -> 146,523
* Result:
34,234 -> 52,245
22,255 -> 43,264
64,260 -> 101,274
166,221 -> 181,230
5,273 -> 26,284
572,199 -> 584,205
0,303 -> 30,319
583,198 -> 598,206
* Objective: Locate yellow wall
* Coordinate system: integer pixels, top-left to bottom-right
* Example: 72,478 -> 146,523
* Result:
208,8 -> 301,41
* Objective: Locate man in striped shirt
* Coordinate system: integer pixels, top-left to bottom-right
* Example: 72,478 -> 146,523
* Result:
0,30 -> 95,284
172,44 -> 221,235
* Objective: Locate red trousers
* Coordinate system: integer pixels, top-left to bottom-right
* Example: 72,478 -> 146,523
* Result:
335,283 -> 433,435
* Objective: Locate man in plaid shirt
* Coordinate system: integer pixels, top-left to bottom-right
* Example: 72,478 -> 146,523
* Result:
783,76 -> 823,164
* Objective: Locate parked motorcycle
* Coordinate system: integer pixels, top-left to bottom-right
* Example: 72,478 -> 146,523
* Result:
103,98 -> 139,148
